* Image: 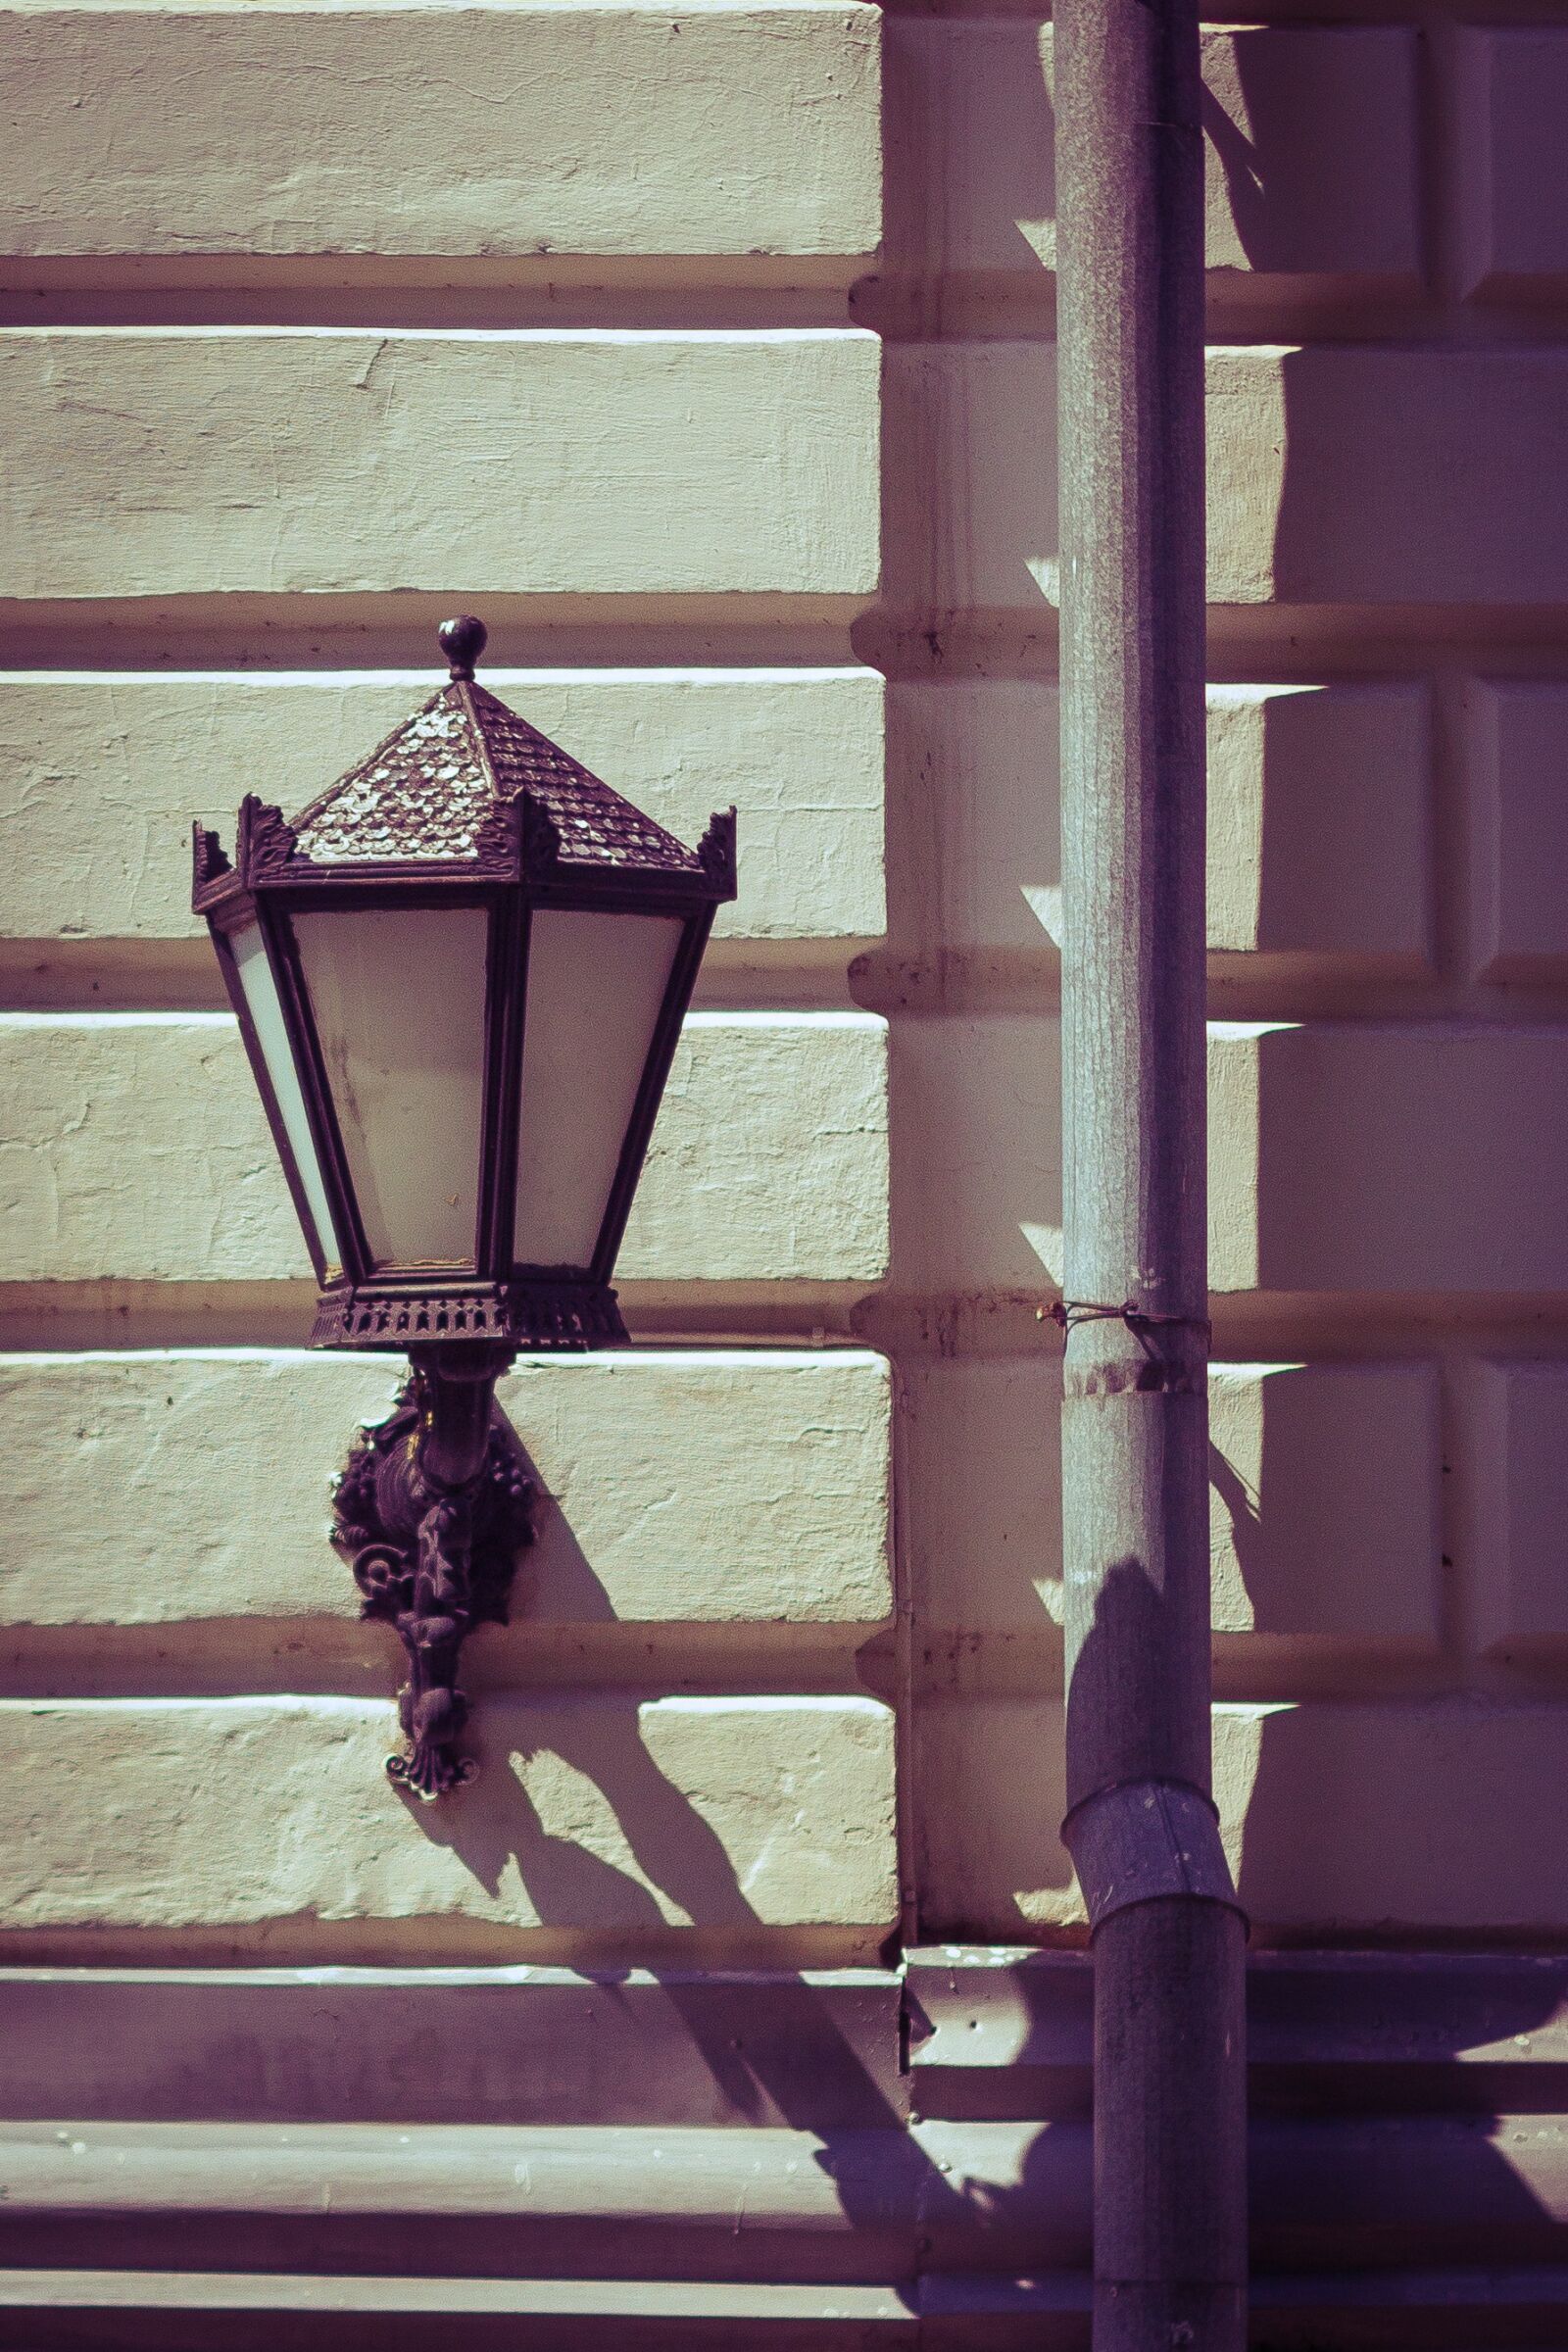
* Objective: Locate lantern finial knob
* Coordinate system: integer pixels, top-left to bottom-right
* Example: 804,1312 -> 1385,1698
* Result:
438,614 -> 488,681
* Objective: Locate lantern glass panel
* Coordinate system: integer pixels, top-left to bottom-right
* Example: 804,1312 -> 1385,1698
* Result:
514,907 -> 685,1268
293,906 -> 489,1271
231,921 -> 344,1278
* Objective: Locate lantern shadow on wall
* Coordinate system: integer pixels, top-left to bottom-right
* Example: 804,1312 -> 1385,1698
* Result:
192,616 -> 736,1800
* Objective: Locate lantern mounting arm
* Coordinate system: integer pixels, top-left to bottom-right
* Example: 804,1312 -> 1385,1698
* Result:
330,1345 -> 534,1800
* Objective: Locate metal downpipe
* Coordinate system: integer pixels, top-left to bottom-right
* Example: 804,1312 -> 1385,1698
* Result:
1054,0 -> 1250,2342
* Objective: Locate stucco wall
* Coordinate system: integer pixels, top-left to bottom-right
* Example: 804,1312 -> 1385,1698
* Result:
1,0 -> 1566,1958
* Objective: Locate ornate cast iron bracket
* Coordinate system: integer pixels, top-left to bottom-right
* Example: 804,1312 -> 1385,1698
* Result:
329,1348 -> 534,1799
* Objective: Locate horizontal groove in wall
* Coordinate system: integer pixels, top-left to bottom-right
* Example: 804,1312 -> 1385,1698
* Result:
16,944 -> 1568,1027
877,0 -> 1053,13
0,251 -> 866,327
909,1630 -> 1477,1703
5,2271 -> 1568,2352
1215,1639 -> 1568,1706
865,277 -> 1568,347
889,0 -> 1568,20
0,1922 -> 890,1973
852,959 -> 1568,1026
21,276 -> 1564,356
1203,965 -> 1568,1026
21,268 -> 1568,348
7,2267 -> 1568,2351
1200,0 -> 1568,21
0,2274 -> 920,2343
15,2109 -> 1568,2272
910,1634 -> 1568,1705
0,1283 -> 879,1353
865,608 -> 1568,683
10,1284 -> 1568,1362
1201,282 -> 1568,348
1208,1642 -> 1504,1705
0,1623 -> 897,1706
1208,606 -> 1568,675
0,284 -> 868,335
0,940 -> 875,1018
0,598 -> 865,672
856,1291 -> 1568,1363
853,955 -> 1057,1017
6,603 -> 1568,682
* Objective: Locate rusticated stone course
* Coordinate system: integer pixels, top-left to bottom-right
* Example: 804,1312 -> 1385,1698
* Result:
1,0 -> 1566,1958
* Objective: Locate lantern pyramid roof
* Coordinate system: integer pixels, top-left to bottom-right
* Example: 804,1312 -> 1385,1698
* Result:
290,679 -> 708,878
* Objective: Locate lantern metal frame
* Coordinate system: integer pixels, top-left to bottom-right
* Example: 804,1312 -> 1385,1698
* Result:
191,645 -> 736,1357
189,617 -> 737,1795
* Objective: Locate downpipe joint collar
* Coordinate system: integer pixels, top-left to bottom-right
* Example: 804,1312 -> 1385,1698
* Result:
1062,1778 -> 1250,1935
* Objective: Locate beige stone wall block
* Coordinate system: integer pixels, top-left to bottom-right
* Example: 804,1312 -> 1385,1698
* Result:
889,1014 -> 1061,1297
0,1348 -> 892,1628
895,680 -> 1431,965
1217,1700 -> 1568,1933
889,1012 -> 1568,1298
886,681 -> 1060,962
896,1013 -> 1568,1298
1200,29 -> 1420,281
915,1696 -> 1076,1939
0,669 -> 886,951
887,1014 -> 1568,1299
1474,32 -> 1568,288
903,1357 -> 1063,1642
1471,682 -> 1568,979
882,343 -> 1058,613
1209,1364 -> 1441,1641
906,1360 -> 1438,1648
1209,1023 -> 1568,1297
1205,685 -> 1431,964
620,1011 -> 888,1283
0,5 -> 882,263
883,17 -> 1055,277
1207,1028 -> 1263,1295
0,329 -> 880,603
0,1011 -> 889,1285
1209,1023 -> 1568,1296
1466,1361 -> 1568,1650
923,1698 -> 1568,1937
0,1694 -> 899,1938
884,22 -> 1417,284
892,346 -> 1568,613
1207,348 -> 1568,609
888,682 -> 1429,964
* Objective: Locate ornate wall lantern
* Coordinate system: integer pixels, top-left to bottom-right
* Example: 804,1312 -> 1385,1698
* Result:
192,617 -> 736,1796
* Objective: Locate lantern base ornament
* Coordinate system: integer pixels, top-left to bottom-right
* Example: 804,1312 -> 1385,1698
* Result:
312,1277 -> 627,1354
330,1348 -> 534,1799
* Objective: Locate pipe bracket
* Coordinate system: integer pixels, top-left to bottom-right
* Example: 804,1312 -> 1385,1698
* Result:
1062,1778 -> 1249,1934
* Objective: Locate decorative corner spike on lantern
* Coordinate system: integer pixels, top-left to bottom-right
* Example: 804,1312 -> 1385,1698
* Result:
192,617 -> 737,1796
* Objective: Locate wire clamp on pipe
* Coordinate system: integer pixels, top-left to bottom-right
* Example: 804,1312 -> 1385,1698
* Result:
1051,1298 -> 1212,1344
